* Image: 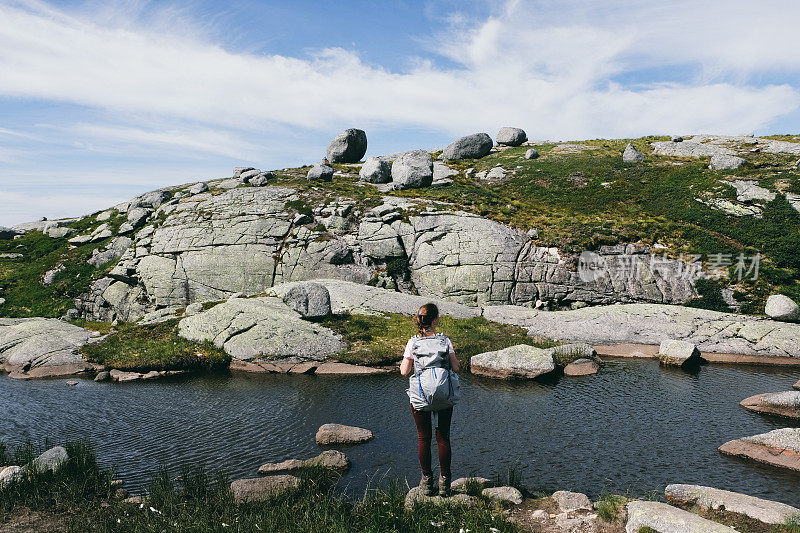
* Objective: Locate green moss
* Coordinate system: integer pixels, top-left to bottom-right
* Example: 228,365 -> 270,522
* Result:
80,319 -> 230,372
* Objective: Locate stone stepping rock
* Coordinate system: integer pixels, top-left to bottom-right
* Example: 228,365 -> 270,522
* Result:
740,391 -> 800,420
258,450 -> 350,474
626,500 -> 737,533
659,339 -> 701,368
450,477 -> 492,493
470,344 -> 555,380
482,486 -> 523,505
552,490 -> 592,512
230,475 -> 300,503
719,428 -> 800,473
665,484 -> 800,525
563,358 -> 600,376
404,486 -> 477,510
315,423 -> 373,445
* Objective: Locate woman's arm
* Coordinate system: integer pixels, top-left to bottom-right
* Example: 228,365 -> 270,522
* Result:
400,357 -> 413,376
449,351 -> 460,373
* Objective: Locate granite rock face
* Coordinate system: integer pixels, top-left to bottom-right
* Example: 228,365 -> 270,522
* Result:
470,344 -> 555,379
0,318 -> 89,369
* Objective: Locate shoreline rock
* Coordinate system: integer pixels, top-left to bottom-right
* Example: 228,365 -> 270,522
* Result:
665,484 -> 800,525
659,339 -> 702,368
626,500 -> 737,533
470,344 -> 555,379
740,392 -> 800,420
230,475 -> 300,503
719,428 -> 800,473
563,358 -> 600,376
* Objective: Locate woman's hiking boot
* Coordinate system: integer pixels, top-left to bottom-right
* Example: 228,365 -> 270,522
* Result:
439,476 -> 451,497
419,475 -> 435,496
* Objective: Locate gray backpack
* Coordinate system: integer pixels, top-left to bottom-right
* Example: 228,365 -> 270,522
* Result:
406,334 -> 461,411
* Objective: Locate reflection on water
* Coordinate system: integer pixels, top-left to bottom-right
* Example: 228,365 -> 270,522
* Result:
1,359 -> 798,505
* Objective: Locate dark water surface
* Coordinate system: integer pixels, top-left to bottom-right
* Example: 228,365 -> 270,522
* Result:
1,359 -> 798,505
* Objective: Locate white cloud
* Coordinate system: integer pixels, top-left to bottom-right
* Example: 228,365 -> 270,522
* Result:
0,189 -> 125,227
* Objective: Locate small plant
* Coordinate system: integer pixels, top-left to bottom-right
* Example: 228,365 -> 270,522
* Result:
595,490 -> 628,522
785,514 -> 800,533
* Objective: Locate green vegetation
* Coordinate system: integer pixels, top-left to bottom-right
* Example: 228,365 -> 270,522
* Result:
80,319 -> 230,372
675,504 -> 800,533
786,514 -> 800,533
1,440 -> 520,532
595,491 -> 629,522
323,312 -> 557,368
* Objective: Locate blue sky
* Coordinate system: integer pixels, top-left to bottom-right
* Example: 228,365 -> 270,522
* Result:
1,0 -> 800,226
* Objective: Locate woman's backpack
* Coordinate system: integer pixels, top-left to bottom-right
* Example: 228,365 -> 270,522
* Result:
406,334 -> 461,411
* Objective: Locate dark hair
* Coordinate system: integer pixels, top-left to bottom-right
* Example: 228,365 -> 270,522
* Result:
414,303 -> 439,336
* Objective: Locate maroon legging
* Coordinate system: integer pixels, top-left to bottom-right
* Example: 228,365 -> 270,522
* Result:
411,406 -> 453,478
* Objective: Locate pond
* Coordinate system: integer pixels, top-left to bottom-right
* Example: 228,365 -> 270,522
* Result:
1,359 -> 798,505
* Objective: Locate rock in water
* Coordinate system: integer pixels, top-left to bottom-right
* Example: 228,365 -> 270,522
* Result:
230,475 -> 300,503
359,157 -> 391,183
496,127 -> 527,146
622,143 -> 646,162
282,282 -> 332,319
764,294 -> 799,321
626,500 -> 738,533
326,129 -> 367,164
391,150 -> 433,189
258,450 -> 350,475
524,148 -> 539,159
740,391 -> 800,419
665,484 -> 800,525
563,358 -> 600,376
719,428 -> 800,473
658,339 -> 701,367
307,164 -> 334,182
315,423 -> 373,445
470,344 -> 555,379
710,154 -> 746,170
441,133 -> 493,161
33,446 -> 68,473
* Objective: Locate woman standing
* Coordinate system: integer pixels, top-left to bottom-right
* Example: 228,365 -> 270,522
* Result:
400,303 -> 461,497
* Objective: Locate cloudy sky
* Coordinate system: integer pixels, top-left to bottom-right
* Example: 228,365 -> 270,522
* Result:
1,0 -> 800,226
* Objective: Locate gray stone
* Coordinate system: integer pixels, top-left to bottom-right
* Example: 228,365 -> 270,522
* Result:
0,298 -> 5,306
730,180 -> 776,203
88,236 -> 133,268
177,296 -> 343,361
563,358 -> 600,376
470,344 -> 555,379
65,380 -> 78,385
231,475 -> 300,503
441,133 -> 493,161
451,477 -> 493,493
127,207 -> 151,228
307,164 -> 334,182
216,178 -> 244,189
140,191 -> 170,209
326,129 -> 367,164
524,148 -> 539,159
185,302 -> 204,316
794,379 -> 800,391
46,227 -> 75,239
282,282 -> 331,319
482,486 -> 523,505
315,423 -> 373,445
626,501 -> 737,533
68,234 -> 93,245
651,141 -> 737,158
391,150 -> 433,189
239,169 -> 261,182
32,446 -> 68,473
0,253 -> 23,259
622,143 -> 646,163
496,127 -> 527,146
433,161 -> 458,180
742,428 -> 800,453
94,371 -> 110,382
359,157 -> 391,183
710,154 -> 746,170
117,222 -> 134,234
249,172 -> 273,187
233,167 -> 254,179
110,369 -> 143,382
552,491 -> 592,512
258,450 -> 350,475
188,182 -> 208,195
404,487 -> 477,510
665,484 -> 800,525
0,466 -> 22,487
96,209 -> 115,222
0,226 -> 22,239
720,428 -> 800,472
672,136 -> 684,142
0,318 -> 89,369
659,339 -> 701,367
765,295 -> 799,321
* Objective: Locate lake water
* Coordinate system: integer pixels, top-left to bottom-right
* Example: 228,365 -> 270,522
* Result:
1,359 -> 798,505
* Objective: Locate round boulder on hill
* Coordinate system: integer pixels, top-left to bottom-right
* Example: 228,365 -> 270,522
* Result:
359,157 -> 391,183
441,133 -> 493,161
307,163 -> 334,182
391,150 -> 433,190
496,127 -> 527,146
326,129 -> 367,164
524,148 -> 539,159
765,294 -> 799,322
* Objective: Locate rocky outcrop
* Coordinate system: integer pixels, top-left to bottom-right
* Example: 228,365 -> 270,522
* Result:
710,154 -> 746,170
625,500 -> 737,533
307,163 -> 334,181
359,157 -> 391,184
765,294 -> 799,321
622,143 -> 646,162
177,296 -> 343,361
391,150 -> 433,189
0,318 -> 90,373
441,133 -> 493,161
470,344 -> 555,379
651,140 -> 737,158
315,423 -> 373,445
496,127 -> 527,146
282,282 -> 331,319
740,391 -> 800,419
665,484 -> 800,525
719,428 -> 800,473
326,129 -> 367,164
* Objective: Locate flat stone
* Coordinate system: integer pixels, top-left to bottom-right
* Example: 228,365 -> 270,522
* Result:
230,475 -> 300,503
450,477 -> 493,493
470,344 -> 555,380
710,154 -> 746,170
552,491 -> 592,512
659,339 -> 702,367
110,369 -> 143,382
315,423 -> 373,445
563,358 -> 600,376
482,486 -> 523,505
665,484 -> 800,525
719,428 -> 800,473
25,363 -> 91,378
314,362 -> 388,374
65,380 -> 78,386
258,450 -> 350,475
404,486 -> 477,510
740,392 -> 800,420
626,500 -> 737,533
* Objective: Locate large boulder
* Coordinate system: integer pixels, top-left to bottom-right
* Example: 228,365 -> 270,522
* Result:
482,486 -> 523,505
315,423 -> 373,445
359,157 -> 391,184
307,164 -> 334,182
622,143 -> 646,162
282,282 -> 332,319
441,133 -> 493,161
496,127 -> 527,146
0,318 -> 90,370
391,150 -> 433,190
658,339 -> 702,367
32,446 -> 68,473
470,344 -> 555,379
765,294 -> 799,321
626,500 -> 737,533
188,182 -> 208,195
230,475 -> 300,503
326,129 -> 367,164
710,154 -> 746,170
665,484 -> 800,525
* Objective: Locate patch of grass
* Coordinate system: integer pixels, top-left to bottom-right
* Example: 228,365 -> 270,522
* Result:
675,503 -> 800,533
284,198 -> 313,217
550,345 -> 591,366
595,491 -> 629,522
80,319 -> 230,372
785,514 -> 800,533
638,527 -> 657,533
69,319 -> 114,334
322,312 -> 556,368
